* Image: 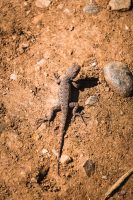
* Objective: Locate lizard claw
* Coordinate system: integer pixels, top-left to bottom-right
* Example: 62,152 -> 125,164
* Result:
71,111 -> 88,126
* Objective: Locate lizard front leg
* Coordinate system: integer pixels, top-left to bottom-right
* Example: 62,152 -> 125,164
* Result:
36,104 -> 61,128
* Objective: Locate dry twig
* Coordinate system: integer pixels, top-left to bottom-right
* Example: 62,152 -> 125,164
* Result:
105,168 -> 133,200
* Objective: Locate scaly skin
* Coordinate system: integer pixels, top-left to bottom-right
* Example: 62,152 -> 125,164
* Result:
37,63 -> 81,175
57,63 -> 81,175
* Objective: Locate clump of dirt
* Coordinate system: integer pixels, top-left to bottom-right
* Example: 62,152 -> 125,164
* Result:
0,0 -> 133,200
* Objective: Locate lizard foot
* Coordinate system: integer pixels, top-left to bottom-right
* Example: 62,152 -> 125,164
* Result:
71,111 -> 88,126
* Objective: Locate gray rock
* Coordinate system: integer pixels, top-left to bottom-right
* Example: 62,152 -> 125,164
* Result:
83,1 -> 99,14
85,95 -> 98,106
83,160 -> 95,177
108,0 -> 131,11
103,61 -> 133,97
35,0 -> 52,8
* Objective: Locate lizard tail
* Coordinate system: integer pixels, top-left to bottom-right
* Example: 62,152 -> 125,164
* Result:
57,130 -> 65,176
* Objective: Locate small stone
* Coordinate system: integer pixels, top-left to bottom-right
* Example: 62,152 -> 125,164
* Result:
26,10 -> 30,16
63,8 -> 71,15
85,95 -> 98,106
105,87 -> 110,92
124,25 -> 130,31
52,149 -> 73,164
24,1 -> 28,6
108,0 -> 131,11
83,1 -> 99,14
103,61 -> 133,97
41,148 -> 50,157
119,190 -> 127,196
21,43 -> 29,49
83,160 -> 95,177
35,0 -> 52,8
10,73 -> 17,80
60,155 -> 73,164
102,175 -> 108,180
41,148 -> 48,154
36,58 -> 46,66
91,61 -> 97,67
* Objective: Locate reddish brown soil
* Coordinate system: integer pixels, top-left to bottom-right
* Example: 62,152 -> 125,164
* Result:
0,1 -> 133,200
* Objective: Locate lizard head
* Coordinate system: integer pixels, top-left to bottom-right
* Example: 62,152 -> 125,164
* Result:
66,63 -> 81,79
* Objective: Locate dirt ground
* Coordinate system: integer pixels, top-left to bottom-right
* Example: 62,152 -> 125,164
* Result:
0,0 -> 133,200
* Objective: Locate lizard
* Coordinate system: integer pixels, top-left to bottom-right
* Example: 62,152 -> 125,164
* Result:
37,63 -> 84,175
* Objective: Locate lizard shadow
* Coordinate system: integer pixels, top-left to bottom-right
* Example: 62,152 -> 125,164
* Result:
77,77 -> 99,91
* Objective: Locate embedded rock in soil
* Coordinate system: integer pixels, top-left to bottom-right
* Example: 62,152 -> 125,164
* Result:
10,73 -> 17,80
83,1 -> 99,14
103,61 -> 133,97
60,155 -> 73,165
85,95 -> 98,106
83,160 -> 95,177
108,0 -> 131,11
35,0 -> 52,8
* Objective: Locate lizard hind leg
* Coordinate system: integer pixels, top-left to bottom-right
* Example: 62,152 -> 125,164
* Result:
36,104 -> 61,129
69,102 -> 87,126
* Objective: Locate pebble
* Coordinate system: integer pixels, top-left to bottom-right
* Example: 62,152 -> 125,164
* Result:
108,0 -> 131,11
83,160 -> 95,177
104,87 -> 110,92
83,1 -> 99,14
35,0 -> 52,8
20,42 -> 29,49
52,149 -> 73,164
103,61 -> 133,97
60,154 -> 73,164
41,148 -> 50,157
85,95 -> 98,106
10,73 -> 17,80
63,8 -> 71,15
124,25 -> 130,31
91,61 -> 97,67
102,175 -> 108,180
36,58 -> 46,66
